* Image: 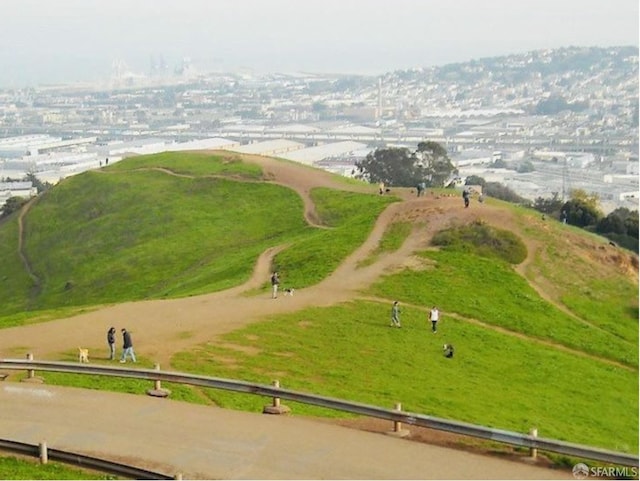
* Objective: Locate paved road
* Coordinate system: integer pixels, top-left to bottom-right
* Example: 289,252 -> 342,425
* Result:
0,383 -> 570,480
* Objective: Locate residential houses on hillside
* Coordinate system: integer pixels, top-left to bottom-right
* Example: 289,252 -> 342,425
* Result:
1,47 -> 638,213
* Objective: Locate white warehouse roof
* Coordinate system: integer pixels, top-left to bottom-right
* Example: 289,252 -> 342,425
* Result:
278,141 -> 368,165
229,139 -> 305,156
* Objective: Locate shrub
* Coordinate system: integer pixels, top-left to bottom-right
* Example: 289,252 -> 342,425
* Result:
431,220 -> 527,264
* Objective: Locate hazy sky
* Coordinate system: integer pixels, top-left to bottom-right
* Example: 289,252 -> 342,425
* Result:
0,0 -> 638,87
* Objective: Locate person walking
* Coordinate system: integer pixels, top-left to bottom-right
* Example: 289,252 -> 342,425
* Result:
270,271 -> 280,299
462,189 -> 470,208
390,301 -> 401,328
107,326 -> 116,360
429,306 -> 440,333
119,328 -> 136,363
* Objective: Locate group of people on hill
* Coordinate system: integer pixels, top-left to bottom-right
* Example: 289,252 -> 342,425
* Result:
107,326 -> 136,363
390,301 -> 440,333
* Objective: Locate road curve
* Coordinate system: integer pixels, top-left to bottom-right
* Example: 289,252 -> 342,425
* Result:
0,383 -> 569,480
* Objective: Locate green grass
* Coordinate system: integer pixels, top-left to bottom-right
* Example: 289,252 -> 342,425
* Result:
369,250 -> 637,367
359,221 -> 413,267
0,219 -> 34,314
22,171 -> 306,307
0,157 -> 396,324
170,300 -> 638,453
506,203 -> 639,344
0,456 -> 117,480
108,151 -> 263,178
271,188 -> 395,288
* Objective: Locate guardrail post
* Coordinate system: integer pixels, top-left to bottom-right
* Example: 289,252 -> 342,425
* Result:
21,353 -> 44,384
39,441 -> 48,464
529,428 -> 538,459
146,363 -> 170,398
27,353 -> 34,379
263,380 -> 290,414
386,402 -> 410,438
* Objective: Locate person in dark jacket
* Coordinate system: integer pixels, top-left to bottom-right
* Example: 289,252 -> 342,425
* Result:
462,189 -> 470,208
119,328 -> 136,363
107,327 -> 116,360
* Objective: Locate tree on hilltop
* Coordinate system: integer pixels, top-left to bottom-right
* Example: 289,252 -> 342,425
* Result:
355,141 -> 455,188
416,141 -> 456,187
561,189 -> 603,228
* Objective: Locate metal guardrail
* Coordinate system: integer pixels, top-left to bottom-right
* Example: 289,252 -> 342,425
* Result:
1,358 -> 638,467
0,438 -> 174,479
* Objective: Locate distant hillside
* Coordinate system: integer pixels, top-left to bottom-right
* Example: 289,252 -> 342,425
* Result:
392,45 -> 638,85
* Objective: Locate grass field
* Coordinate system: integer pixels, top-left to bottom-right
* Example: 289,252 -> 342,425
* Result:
1,151 -> 637,463
168,299 -> 637,453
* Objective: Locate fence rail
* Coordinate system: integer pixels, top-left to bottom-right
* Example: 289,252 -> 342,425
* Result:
0,438 -> 174,479
1,358 -> 637,467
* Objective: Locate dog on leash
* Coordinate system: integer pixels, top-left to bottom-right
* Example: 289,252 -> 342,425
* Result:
78,347 -> 89,363
283,288 -> 295,296
443,344 -> 454,358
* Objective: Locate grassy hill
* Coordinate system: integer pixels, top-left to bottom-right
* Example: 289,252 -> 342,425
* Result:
0,151 -> 637,456
0,152 -> 392,323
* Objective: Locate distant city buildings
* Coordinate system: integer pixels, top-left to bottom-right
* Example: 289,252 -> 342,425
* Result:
0,46 -> 637,213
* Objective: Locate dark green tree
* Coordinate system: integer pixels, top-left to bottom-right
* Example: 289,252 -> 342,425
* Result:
1,196 -> 28,218
597,208 -> 639,239
533,192 -> 564,215
516,160 -> 535,173
625,211 -> 639,239
356,141 -> 455,188
561,198 -> 602,228
464,175 -> 486,187
24,172 -> 53,194
483,182 -> 530,205
416,141 -> 456,187
355,147 -> 424,186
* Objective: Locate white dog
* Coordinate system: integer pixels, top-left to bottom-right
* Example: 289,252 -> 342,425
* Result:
283,288 -> 295,296
78,347 -> 89,363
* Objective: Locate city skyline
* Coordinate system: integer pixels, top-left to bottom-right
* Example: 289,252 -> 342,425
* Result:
0,0 -> 638,88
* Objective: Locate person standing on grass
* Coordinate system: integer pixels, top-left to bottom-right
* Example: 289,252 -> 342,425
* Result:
390,301 -> 401,328
107,326 -> 116,360
271,271 -> 280,299
429,306 -> 440,333
120,328 -> 136,363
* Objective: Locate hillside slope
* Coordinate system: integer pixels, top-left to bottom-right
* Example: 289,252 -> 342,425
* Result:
0,151 -> 637,455
0,150 -> 636,362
